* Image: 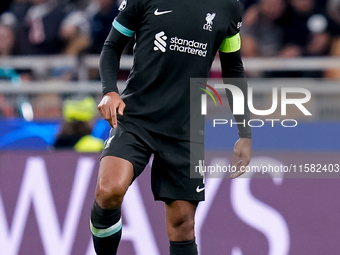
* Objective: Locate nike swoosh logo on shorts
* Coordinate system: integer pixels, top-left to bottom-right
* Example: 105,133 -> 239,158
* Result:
154,9 -> 172,15
104,135 -> 115,149
196,186 -> 205,193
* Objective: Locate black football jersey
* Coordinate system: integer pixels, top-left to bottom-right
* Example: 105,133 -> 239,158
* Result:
113,0 -> 242,141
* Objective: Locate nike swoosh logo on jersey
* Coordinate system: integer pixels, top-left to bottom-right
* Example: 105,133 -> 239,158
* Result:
154,9 -> 172,16
196,186 -> 205,193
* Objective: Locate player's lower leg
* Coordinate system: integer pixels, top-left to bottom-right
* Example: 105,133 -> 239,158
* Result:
90,156 -> 134,254
90,201 -> 122,255
166,200 -> 198,255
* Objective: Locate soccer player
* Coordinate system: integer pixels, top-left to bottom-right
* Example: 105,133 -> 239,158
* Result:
90,0 -> 252,254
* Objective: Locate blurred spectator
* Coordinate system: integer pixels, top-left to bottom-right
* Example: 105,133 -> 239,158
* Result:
324,0 -> 340,78
9,0 -> 31,23
53,97 -> 104,152
0,11 -> 37,81
0,24 -> 15,56
283,0 -> 333,57
242,0 -> 335,58
281,0 -> 334,77
88,0 -> 119,54
0,94 -> 14,117
60,10 -> 90,55
0,12 -> 19,56
241,0 -> 336,77
85,0 -> 133,80
15,0 -> 68,55
241,0 -> 289,57
327,0 -> 340,26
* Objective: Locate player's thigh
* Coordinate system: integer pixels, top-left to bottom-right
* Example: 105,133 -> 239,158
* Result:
96,125 -> 152,208
95,156 -> 134,208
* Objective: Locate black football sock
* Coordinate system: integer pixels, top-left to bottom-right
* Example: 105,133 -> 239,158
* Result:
90,201 -> 122,255
170,238 -> 198,255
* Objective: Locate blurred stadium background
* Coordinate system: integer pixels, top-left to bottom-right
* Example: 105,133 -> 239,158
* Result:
0,0 -> 340,254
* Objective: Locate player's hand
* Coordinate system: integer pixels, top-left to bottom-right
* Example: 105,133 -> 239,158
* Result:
98,92 -> 125,128
230,138 -> 251,179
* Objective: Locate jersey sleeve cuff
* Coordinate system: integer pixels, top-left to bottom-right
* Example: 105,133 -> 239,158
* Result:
112,19 -> 135,37
238,132 -> 252,139
102,88 -> 119,96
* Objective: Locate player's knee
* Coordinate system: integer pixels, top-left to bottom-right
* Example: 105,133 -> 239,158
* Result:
171,214 -> 195,230
95,184 -> 126,209
168,213 -> 195,239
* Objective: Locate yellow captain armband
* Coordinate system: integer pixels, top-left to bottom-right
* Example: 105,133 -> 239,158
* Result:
219,33 -> 241,53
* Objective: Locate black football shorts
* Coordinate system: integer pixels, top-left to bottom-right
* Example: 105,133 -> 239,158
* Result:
101,122 -> 205,202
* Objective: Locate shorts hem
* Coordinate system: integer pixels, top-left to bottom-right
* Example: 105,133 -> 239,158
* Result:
154,195 -> 205,203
